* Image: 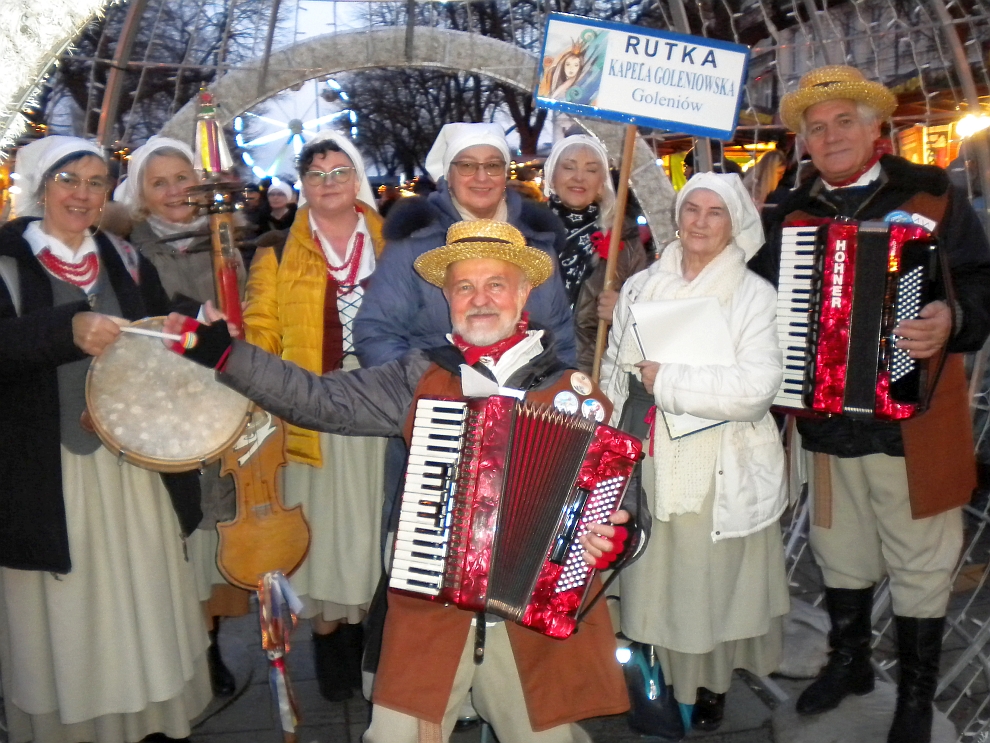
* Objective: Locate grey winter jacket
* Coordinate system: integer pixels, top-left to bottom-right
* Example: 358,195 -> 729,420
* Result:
218,331 -> 572,437
353,182 -> 577,368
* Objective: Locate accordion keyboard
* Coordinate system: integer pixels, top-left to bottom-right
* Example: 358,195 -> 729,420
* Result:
774,225 -> 819,409
390,399 -> 468,596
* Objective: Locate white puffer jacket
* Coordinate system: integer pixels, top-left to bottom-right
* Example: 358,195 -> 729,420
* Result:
602,264 -> 787,542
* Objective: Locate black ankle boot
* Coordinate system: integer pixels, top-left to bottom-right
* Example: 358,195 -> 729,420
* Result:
337,622 -> 365,689
313,629 -> 353,701
207,623 -> 235,697
691,687 -> 726,731
796,586 -> 875,715
887,616 -> 943,743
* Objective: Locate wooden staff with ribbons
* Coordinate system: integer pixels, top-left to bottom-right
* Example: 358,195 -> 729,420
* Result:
190,90 -> 310,743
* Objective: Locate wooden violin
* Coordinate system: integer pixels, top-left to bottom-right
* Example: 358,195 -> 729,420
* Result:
216,408 -> 311,590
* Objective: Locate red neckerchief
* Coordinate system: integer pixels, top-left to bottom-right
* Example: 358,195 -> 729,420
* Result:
822,150 -> 881,188
37,248 -> 99,288
589,231 -> 625,260
453,313 -> 531,366
314,230 -> 365,296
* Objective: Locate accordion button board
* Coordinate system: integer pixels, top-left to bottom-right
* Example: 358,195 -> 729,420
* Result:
389,395 -> 643,639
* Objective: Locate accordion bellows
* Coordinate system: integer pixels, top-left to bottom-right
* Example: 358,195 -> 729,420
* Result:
390,395 -> 642,639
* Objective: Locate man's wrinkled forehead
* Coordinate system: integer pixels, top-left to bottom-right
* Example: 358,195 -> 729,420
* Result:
444,257 -> 526,286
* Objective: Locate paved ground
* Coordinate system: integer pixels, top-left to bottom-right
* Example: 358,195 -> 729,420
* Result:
188,608 -> 805,743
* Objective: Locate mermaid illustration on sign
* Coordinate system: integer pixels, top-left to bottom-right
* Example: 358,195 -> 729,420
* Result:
538,27 -> 607,107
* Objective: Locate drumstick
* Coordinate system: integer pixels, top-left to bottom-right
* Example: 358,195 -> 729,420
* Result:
120,326 -> 198,349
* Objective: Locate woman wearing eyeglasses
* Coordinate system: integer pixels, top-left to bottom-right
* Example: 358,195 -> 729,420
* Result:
354,122 -> 575,369
117,135 -> 249,700
242,131 -> 387,702
0,136 -> 211,742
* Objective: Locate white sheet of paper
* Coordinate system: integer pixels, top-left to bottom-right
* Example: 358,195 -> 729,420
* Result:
629,296 -> 735,366
629,297 -> 733,439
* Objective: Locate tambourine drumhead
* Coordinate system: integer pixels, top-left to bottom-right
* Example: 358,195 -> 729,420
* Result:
85,317 -> 250,473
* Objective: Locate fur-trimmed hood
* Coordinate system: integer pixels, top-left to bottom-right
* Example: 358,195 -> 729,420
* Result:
382,180 -> 566,246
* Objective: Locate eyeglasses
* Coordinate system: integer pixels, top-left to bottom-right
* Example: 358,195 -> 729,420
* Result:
450,160 -> 507,178
51,172 -> 110,193
302,167 -> 355,186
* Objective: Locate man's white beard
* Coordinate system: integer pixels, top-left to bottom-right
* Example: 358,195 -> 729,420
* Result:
453,310 -> 519,347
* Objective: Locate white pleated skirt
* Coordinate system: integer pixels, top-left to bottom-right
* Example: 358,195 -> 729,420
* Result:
0,445 -> 212,743
282,428 -> 386,624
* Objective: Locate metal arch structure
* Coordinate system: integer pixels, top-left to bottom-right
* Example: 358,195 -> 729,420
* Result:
157,26 -> 676,246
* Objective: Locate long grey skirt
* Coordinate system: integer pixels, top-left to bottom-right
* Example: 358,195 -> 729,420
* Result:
619,455 -> 790,704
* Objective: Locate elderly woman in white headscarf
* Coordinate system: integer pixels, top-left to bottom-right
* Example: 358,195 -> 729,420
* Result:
0,135 -> 211,742
240,130 -> 387,702
353,121 -> 576,368
543,134 -> 649,372
117,134 -> 249,699
117,135 -> 246,307
601,172 -> 789,735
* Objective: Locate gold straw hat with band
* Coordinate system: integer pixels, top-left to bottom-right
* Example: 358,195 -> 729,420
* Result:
414,219 -> 554,288
779,65 -> 897,133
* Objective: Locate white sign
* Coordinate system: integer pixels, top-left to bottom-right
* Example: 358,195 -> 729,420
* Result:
535,14 -> 750,141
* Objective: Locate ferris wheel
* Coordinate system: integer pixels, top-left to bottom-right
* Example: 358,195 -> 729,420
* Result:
234,78 -> 358,181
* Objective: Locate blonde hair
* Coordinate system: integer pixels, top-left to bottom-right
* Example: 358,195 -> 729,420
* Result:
742,149 -> 787,207
548,141 -> 616,230
133,148 -> 196,221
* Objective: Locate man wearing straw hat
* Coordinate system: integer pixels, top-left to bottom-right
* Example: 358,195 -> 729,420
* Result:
751,65 -> 990,743
164,218 -> 634,743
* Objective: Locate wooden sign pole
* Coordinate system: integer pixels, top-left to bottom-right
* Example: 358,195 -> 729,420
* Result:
591,123 -> 638,384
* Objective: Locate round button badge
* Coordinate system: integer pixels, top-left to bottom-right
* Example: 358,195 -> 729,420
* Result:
581,397 -> 605,422
570,372 -> 593,396
553,391 -> 579,415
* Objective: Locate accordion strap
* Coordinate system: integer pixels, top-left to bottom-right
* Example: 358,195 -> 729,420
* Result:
474,612 -> 486,665
417,719 -> 443,743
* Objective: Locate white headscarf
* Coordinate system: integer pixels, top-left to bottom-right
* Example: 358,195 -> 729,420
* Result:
542,134 -> 616,226
115,136 -> 196,216
298,131 -> 377,211
12,136 -> 105,218
424,123 -> 512,183
674,172 -> 765,260
610,171 -> 766,521
267,181 -> 294,200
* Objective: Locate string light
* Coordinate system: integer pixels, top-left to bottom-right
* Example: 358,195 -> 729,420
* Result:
956,113 -> 990,139
0,0 -> 112,158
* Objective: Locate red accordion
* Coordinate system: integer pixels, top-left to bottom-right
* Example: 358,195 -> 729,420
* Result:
774,218 -> 946,420
389,395 -> 642,639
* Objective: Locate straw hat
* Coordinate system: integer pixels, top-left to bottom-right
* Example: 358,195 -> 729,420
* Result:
414,220 -> 554,288
779,65 -> 897,133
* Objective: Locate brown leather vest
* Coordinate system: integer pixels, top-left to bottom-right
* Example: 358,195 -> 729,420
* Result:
787,189 -> 975,518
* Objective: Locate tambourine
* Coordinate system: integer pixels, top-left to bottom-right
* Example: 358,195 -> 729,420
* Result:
85,317 -> 250,472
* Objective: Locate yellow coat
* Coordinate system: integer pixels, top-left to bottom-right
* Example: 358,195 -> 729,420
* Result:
243,201 -> 385,466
